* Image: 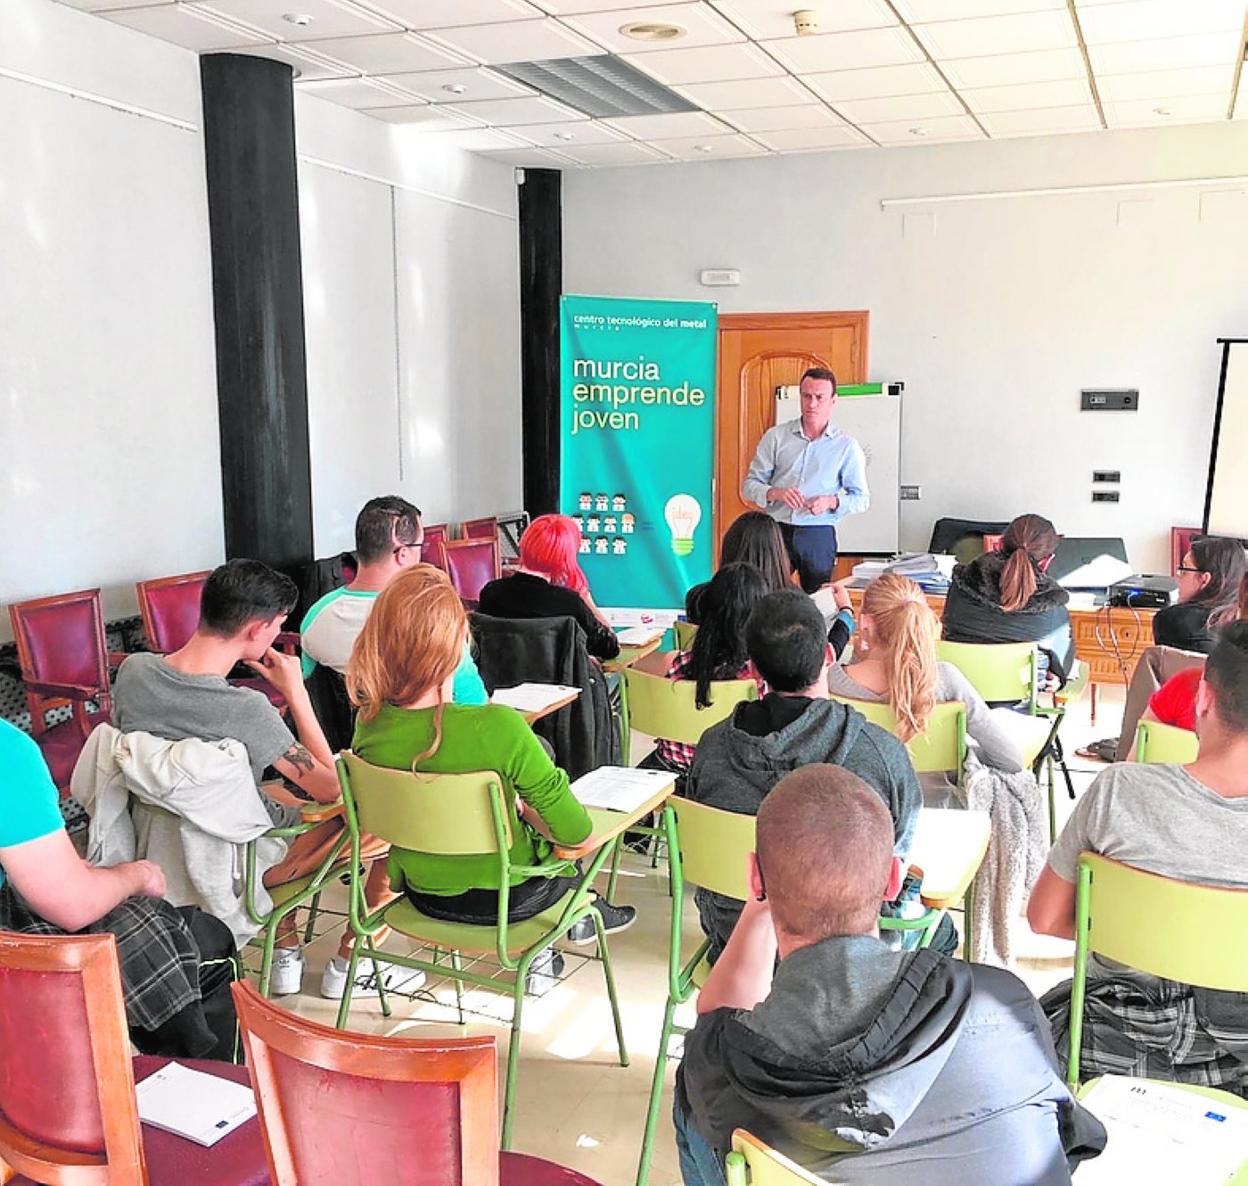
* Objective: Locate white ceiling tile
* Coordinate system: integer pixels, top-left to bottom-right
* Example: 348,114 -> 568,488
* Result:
354,0 -> 544,28
675,75 -> 812,108
708,0 -> 897,40
862,113 -> 986,143
55,0 -> 177,10
296,75 -> 423,106
232,42 -> 356,80
751,124 -> 871,150
961,77 -> 1093,112
372,66 -> 535,100
99,5 -> 270,51
441,94 -> 588,124
531,0 -> 687,11
553,141 -> 670,164
364,104 -> 485,127
911,10 -> 1077,59
801,62 -> 946,102
192,0 -> 399,41
1076,0 -> 1245,45
720,104 -> 843,131
939,46 -> 1086,87
1235,85 -> 1248,120
510,119 -> 626,145
1088,32 -> 1244,74
563,4 -> 744,55
603,108 -> 734,136
423,18 -> 601,62
1104,93 -> 1233,127
622,42 -> 786,83
762,27 -> 926,73
894,0 -> 1064,17
1095,64 -> 1237,102
835,89 -> 963,123
977,103 -> 1102,135
649,132 -> 768,158
476,146 -> 578,166
419,126 -> 530,148
301,31 -> 468,71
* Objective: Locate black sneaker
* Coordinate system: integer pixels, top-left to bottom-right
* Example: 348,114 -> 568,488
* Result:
567,898 -> 637,946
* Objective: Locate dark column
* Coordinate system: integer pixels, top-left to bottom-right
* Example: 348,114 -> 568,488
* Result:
518,168 -> 562,517
200,53 -> 313,573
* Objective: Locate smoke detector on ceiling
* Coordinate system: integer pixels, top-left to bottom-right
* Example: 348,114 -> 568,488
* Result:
620,21 -> 687,43
793,10 -> 819,36
282,12 -> 312,26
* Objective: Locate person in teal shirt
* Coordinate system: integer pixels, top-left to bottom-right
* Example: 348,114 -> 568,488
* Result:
300,494 -> 487,703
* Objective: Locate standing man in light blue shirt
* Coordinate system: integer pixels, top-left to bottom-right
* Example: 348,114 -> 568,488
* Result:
743,367 -> 869,593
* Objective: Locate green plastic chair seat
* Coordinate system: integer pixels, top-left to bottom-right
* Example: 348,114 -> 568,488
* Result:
1135,720 -> 1200,764
379,890 -> 584,957
828,695 -> 967,776
936,639 -> 1038,708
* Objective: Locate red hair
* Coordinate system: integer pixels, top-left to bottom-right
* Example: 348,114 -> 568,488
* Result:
520,514 -> 589,595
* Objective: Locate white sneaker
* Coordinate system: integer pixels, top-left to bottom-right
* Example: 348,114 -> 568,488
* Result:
319,955 -> 427,1000
269,947 -> 305,996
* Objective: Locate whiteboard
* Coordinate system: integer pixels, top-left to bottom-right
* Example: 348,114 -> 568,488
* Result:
775,387 -> 901,554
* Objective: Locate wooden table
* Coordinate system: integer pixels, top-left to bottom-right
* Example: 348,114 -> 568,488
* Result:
490,687 -> 582,725
846,587 -> 1155,722
553,781 -> 677,861
604,637 -> 662,673
908,807 -> 991,958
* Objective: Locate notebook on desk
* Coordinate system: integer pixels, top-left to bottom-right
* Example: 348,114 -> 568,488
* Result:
491,683 -> 580,714
135,1061 -> 256,1148
570,766 -> 676,813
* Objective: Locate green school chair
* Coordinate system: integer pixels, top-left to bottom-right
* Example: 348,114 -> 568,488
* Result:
828,696 -> 967,779
673,620 -> 699,651
1134,720 -> 1200,764
334,753 -> 628,1148
725,1129 -> 828,1185
1067,852 -> 1248,1092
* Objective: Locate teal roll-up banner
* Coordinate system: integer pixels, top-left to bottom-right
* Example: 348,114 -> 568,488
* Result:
560,295 -> 717,609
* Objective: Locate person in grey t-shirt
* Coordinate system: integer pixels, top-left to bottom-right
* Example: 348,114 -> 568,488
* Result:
1028,622 -> 1248,1087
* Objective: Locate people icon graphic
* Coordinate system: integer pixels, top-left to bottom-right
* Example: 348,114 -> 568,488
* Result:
621,513 -> 635,534
595,493 -> 609,511
578,492 -> 592,511
612,538 -> 627,555
578,536 -> 590,554
604,516 -> 617,534
587,514 -> 600,532
594,537 -> 609,554
612,494 -> 627,512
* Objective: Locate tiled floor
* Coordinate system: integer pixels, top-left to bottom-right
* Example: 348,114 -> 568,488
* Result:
263,683 -> 1129,1186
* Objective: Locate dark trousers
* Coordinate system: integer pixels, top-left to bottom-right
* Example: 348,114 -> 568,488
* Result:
407,872 -> 581,925
778,523 -> 839,594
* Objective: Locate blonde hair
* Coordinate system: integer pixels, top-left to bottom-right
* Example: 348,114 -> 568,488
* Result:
861,574 -> 939,742
347,564 -> 467,763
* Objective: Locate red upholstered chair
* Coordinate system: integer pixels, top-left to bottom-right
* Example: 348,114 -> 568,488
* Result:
136,571 -> 210,654
982,533 -> 1004,554
437,538 -> 502,605
422,523 -> 450,570
8,589 -> 119,797
461,517 -> 499,542
232,981 -> 602,1186
0,931 -> 267,1186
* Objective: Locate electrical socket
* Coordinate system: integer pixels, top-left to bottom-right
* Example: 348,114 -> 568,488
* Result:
900,485 -> 921,501
1091,490 -> 1120,503
1093,470 -> 1121,483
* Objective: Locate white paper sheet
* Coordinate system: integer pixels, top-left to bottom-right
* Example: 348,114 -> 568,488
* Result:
1077,1075 -> 1248,1185
615,625 -> 664,646
136,1060 -> 256,1148
491,683 -> 580,714
570,766 -> 676,813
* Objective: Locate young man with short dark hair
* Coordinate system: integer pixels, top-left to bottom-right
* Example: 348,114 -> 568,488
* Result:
113,558 -> 392,998
675,765 -> 1105,1185
1029,621 -> 1248,1088
685,588 -> 921,960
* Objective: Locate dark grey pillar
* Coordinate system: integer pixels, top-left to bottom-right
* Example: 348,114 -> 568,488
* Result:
200,53 -> 313,573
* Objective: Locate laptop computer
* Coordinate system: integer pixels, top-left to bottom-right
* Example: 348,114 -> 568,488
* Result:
1048,537 -> 1132,591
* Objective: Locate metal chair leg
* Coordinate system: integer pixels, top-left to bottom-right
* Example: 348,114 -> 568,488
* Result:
635,997 -> 677,1186
593,912 -> 629,1069
606,836 -> 623,904
501,960 -> 531,1150
450,949 -> 465,1026
302,891 -> 322,944
366,935 -> 392,1018
335,939 -> 366,1030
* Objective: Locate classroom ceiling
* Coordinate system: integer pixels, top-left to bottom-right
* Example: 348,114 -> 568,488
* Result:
61,0 -> 1248,168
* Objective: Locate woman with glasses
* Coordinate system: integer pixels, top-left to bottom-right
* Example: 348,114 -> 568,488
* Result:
1155,536 -> 1248,655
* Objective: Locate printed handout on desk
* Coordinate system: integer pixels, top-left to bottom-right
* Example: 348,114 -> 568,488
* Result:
615,625 -> 664,646
1077,1074 -> 1248,1185
570,766 -> 676,813
135,1060 -> 256,1147
491,683 -> 581,714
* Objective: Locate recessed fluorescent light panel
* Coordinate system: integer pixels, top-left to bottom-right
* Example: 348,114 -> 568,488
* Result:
492,54 -> 697,119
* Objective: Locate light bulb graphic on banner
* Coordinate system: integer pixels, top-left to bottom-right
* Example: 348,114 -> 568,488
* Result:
664,493 -> 702,556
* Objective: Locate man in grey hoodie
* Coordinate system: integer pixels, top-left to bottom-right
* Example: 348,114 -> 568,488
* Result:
686,588 -> 921,960
674,766 -> 1106,1185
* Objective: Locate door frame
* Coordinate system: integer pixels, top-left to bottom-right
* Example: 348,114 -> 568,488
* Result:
715,310 -> 870,548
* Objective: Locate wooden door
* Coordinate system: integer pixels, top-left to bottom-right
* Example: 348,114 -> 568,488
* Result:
716,312 -> 869,555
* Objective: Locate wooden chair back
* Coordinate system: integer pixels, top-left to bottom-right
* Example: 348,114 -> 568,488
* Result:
0,931 -> 146,1186
233,981 -> 499,1186
461,517 -> 499,542
135,571 -> 209,654
438,538 -> 502,603
421,524 -> 450,569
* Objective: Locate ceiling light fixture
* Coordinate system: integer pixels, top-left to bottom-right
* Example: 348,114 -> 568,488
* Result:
694,143 -> 714,153
1153,106 -> 1171,116
442,83 -> 468,95
282,12 -> 313,26
553,131 -> 576,140
794,10 -> 819,36
908,127 -> 929,136
619,21 -> 686,43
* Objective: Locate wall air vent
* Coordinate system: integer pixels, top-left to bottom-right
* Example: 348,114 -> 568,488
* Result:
492,55 -> 697,119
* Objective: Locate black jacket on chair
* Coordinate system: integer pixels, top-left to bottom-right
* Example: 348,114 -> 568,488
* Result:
469,613 -> 618,780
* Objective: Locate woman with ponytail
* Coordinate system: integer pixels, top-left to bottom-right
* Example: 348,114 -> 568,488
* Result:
941,513 -> 1074,685
830,574 -> 1023,801
349,565 -> 634,941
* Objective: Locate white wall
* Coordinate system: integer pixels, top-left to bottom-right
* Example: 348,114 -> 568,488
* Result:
563,123 -> 1248,572
0,0 -> 222,635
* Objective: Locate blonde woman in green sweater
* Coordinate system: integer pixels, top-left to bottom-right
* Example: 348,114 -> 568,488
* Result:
348,564 -> 635,947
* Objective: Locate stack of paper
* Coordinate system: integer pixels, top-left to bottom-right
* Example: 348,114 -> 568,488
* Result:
136,1061 -> 256,1148
491,683 -> 580,714
616,625 -> 664,646
570,766 -> 676,813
